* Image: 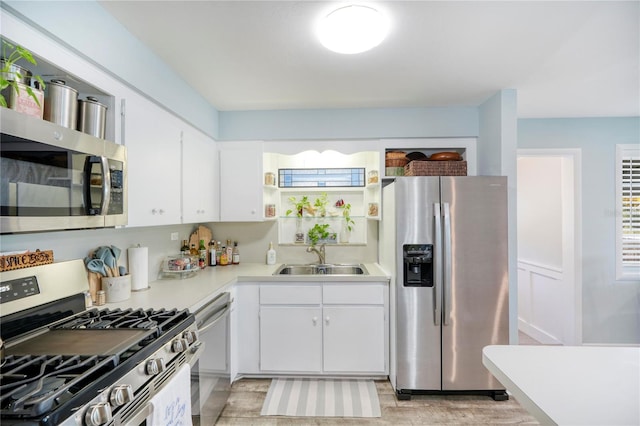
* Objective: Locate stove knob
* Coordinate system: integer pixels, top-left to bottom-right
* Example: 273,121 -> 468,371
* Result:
84,402 -> 112,426
171,337 -> 189,353
109,384 -> 134,407
145,358 -> 165,375
182,330 -> 197,344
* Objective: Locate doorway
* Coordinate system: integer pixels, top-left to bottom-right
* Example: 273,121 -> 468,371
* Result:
516,149 -> 582,345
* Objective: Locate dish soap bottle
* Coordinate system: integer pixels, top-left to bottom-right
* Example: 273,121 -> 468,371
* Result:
266,242 -> 276,265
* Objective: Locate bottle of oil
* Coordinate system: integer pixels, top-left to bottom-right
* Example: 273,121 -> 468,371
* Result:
220,244 -> 228,266
209,239 -> 217,267
198,239 -> 207,269
232,241 -> 240,264
181,239 -> 189,255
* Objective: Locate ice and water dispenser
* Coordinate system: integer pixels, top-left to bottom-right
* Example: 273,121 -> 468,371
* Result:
402,244 -> 433,287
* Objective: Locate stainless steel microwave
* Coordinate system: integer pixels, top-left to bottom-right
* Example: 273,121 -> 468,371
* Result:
1,108 -> 127,233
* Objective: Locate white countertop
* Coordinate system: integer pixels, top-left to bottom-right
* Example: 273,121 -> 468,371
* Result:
482,345 -> 640,426
105,262 -> 389,313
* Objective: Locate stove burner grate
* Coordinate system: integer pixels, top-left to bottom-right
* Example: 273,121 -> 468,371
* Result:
52,307 -> 189,334
0,354 -> 117,417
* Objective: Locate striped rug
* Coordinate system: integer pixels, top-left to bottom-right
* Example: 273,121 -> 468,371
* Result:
261,378 -> 381,418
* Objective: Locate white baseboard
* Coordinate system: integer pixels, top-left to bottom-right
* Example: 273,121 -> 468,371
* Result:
518,318 -> 562,345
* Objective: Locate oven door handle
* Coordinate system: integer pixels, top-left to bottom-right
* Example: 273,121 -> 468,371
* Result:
198,303 -> 231,333
197,301 -> 232,334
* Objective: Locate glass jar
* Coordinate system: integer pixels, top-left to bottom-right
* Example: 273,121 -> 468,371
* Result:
368,202 -> 379,217
264,172 -> 276,186
367,170 -> 379,184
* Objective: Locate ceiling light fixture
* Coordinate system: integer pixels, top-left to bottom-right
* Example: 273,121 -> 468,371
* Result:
317,4 -> 389,54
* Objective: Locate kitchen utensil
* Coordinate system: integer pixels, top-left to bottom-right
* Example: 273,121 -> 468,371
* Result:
85,257 -> 108,277
77,96 -> 107,138
110,245 -> 122,262
43,79 -> 78,129
94,246 -> 110,261
101,249 -> 119,277
119,266 -> 127,276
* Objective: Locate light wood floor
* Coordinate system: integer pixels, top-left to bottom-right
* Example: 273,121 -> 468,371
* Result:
215,378 -> 539,425
216,334 -> 543,425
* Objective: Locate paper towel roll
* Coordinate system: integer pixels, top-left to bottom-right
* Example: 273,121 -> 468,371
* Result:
128,246 -> 149,291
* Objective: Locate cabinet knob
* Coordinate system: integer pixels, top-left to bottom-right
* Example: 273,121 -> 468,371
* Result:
312,316 -> 318,325
151,208 -> 157,215
159,209 -> 165,214
325,316 -> 330,325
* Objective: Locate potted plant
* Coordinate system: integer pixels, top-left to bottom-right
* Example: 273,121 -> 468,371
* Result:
313,192 -> 329,217
335,198 -> 355,242
1,40 -> 45,109
308,223 -> 331,246
286,195 -> 312,243
285,195 -> 312,218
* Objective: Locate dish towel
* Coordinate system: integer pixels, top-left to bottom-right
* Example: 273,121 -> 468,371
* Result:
147,364 -> 192,426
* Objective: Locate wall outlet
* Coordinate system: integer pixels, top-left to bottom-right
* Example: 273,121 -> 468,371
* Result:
170,232 -> 179,241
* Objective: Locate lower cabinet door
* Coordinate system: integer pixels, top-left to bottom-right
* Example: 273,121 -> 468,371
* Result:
323,306 -> 385,373
260,306 -> 322,372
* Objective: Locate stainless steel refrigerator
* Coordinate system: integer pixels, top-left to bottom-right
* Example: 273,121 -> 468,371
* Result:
381,176 -> 509,401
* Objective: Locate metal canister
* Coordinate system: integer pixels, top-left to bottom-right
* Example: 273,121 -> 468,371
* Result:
77,96 -> 107,139
44,79 -> 78,129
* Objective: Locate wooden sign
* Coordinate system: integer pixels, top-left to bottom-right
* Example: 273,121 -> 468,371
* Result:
0,250 -> 54,272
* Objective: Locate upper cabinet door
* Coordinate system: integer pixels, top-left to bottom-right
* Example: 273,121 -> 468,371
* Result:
123,93 -> 182,227
182,127 -> 218,223
219,141 -> 264,222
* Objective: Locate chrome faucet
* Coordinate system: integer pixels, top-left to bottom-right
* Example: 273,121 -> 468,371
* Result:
306,244 -> 326,264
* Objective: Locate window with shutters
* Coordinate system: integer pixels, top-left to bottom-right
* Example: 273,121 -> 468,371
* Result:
616,144 -> 640,281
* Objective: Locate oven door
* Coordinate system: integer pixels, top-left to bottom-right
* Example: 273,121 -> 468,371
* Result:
192,292 -> 231,425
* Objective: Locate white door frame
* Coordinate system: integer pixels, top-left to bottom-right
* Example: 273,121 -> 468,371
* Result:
517,148 -> 582,345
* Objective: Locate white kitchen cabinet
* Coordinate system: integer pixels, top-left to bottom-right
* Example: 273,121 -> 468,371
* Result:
323,306 -> 385,373
219,141 -> 264,221
124,94 -> 183,227
260,306 -> 323,372
255,281 -> 388,376
182,127 -> 218,223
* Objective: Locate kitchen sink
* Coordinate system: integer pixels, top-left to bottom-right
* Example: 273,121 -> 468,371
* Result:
274,264 -> 368,276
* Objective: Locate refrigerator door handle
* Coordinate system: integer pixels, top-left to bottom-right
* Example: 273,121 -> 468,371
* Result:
443,202 -> 452,326
434,203 -> 442,326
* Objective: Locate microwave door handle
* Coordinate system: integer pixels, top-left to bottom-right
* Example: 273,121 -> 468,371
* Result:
433,203 -> 442,326
99,156 -> 111,215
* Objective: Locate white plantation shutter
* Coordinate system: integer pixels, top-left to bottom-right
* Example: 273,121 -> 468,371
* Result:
617,144 -> 640,280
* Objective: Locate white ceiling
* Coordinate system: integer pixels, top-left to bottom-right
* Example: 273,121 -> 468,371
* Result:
98,1 -> 639,118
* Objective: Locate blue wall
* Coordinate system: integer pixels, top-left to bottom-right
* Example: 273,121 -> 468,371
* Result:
518,117 -> 640,344
219,107 -> 478,140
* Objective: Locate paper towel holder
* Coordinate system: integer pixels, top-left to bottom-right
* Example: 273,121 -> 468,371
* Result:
129,244 -> 150,292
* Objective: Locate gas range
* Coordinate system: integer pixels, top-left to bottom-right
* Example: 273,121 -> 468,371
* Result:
0,260 -> 202,426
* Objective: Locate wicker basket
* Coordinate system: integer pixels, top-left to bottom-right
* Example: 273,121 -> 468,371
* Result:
0,250 -> 54,272
404,160 -> 467,176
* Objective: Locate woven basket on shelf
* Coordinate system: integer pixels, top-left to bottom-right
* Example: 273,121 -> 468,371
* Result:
404,160 -> 467,176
